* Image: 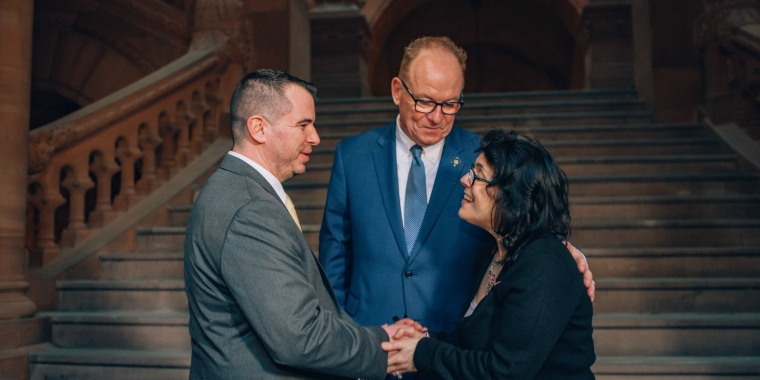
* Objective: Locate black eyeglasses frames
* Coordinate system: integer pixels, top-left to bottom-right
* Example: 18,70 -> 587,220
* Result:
401,80 -> 463,115
468,164 -> 490,186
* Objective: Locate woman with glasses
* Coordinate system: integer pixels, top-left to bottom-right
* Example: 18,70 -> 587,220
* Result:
383,129 -> 595,379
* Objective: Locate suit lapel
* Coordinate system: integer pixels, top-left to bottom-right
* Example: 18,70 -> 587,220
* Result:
220,155 -> 282,205
408,128 -> 470,262
371,124 -> 408,257
223,155 -> 344,309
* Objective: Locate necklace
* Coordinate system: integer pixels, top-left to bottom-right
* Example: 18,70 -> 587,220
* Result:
485,264 -> 501,296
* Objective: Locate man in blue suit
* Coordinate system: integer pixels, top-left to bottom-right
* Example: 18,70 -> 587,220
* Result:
319,37 -> 594,340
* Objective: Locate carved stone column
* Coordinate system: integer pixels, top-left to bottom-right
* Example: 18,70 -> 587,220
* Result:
174,104 -> 195,167
58,169 -> 94,247
0,0 -> 36,320
113,141 -> 143,211
695,0 -> 760,124
135,126 -> 161,195
88,153 -> 120,228
310,2 -> 371,98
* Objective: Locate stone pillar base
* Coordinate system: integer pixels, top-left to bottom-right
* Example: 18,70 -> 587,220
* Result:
0,280 -> 36,319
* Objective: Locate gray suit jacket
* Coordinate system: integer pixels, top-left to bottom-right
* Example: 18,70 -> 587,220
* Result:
185,154 -> 388,380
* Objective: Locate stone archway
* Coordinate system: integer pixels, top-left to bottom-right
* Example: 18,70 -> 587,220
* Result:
363,0 -> 588,95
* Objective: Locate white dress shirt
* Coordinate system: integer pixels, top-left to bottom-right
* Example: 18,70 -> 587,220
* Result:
395,115 -> 444,225
227,151 -> 287,205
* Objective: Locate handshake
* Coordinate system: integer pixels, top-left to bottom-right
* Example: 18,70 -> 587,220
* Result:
380,319 -> 429,378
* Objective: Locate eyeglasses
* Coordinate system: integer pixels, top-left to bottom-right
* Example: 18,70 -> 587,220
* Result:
401,80 -> 464,115
468,164 -> 490,186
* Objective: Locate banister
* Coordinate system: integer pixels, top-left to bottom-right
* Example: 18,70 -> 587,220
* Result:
25,40 -> 234,271
704,117 -> 760,170
31,138 -> 232,279
28,42 -> 223,174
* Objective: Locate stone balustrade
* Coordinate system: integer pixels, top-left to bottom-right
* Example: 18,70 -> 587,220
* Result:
25,47 -> 228,267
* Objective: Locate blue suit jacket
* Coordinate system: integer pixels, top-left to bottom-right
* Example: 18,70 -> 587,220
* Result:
319,123 -> 490,332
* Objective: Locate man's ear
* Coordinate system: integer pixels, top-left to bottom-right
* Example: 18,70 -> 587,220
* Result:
247,115 -> 267,144
391,77 -> 402,106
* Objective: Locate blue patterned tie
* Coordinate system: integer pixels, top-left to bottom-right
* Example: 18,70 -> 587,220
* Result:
404,145 -> 427,255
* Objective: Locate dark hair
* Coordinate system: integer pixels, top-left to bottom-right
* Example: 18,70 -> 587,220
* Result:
478,129 -> 570,265
229,69 -> 317,145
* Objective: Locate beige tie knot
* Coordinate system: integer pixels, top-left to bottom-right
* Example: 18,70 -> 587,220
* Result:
285,194 -> 302,231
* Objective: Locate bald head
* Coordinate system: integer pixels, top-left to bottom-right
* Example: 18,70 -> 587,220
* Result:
398,36 -> 467,83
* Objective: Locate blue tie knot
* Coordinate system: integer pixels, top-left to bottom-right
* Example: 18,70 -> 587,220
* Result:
411,145 -> 423,161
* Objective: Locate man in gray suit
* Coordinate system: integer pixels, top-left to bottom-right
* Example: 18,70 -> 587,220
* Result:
185,70 -> 403,379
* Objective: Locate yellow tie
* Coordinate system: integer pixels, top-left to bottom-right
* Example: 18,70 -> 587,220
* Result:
285,194 -> 302,231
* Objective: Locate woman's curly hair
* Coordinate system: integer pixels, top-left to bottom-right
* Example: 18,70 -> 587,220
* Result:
478,129 -> 571,265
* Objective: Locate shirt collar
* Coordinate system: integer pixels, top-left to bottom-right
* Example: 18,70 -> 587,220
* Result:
227,151 -> 288,204
395,115 -> 444,163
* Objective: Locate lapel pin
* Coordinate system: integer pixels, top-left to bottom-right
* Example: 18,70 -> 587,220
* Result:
451,157 -> 461,167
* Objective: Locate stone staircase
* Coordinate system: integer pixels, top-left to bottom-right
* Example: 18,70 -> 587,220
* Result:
29,88 -> 760,379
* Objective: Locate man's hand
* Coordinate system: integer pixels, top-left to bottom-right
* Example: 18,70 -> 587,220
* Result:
381,318 -> 427,361
381,318 -> 426,341
382,325 -> 425,376
563,240 -> 595,301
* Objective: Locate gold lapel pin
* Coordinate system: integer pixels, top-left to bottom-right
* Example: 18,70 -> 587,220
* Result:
451,157 -> 461,166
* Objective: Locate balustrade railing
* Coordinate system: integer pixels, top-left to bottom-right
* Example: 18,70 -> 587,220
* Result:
26,44 -> 230,269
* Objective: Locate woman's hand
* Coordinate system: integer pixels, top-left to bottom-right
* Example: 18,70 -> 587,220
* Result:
563,240 -> 595,301
382,325 -> 425,375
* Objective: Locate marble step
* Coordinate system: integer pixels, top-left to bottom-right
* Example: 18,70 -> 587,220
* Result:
563,172 -> 760,196
111,240 -> 760,281
86,246 -> 760,283
569,194 -> 760,220
586,246 -> 760,278
100,252 -> 184,280
284,173 -> 760,203
308,137 -> 722,163
37,311 -> 190,351
136,227 -> 188,253
297,153 -> 738,181
593,278 -> 760,313
299,219 -> 760,258
288,194 -> 760,226
568,218 -> 760,247
593,313 -> 760,355
314,123 -> 715,148
316,98 -> 647,121
56,280 -> 187,311
315,88 -> 639,111
313,110 -> 654,132
29,348 -> 190,380
44,311 -> 755,357
592,356 -> 760,379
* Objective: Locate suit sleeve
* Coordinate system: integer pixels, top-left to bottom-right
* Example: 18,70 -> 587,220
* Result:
220,198 -> 387,380
318,141 -> 353,307
413,240 -> 584,380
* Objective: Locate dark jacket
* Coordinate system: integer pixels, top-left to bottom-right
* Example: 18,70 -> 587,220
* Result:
414,234 -> 595,379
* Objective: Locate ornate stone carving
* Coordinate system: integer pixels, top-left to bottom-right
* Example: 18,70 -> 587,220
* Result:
95,0 -> 189,39
27,134 -> 56,175
695,0 -> 760,48
191,0 -> 255,70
